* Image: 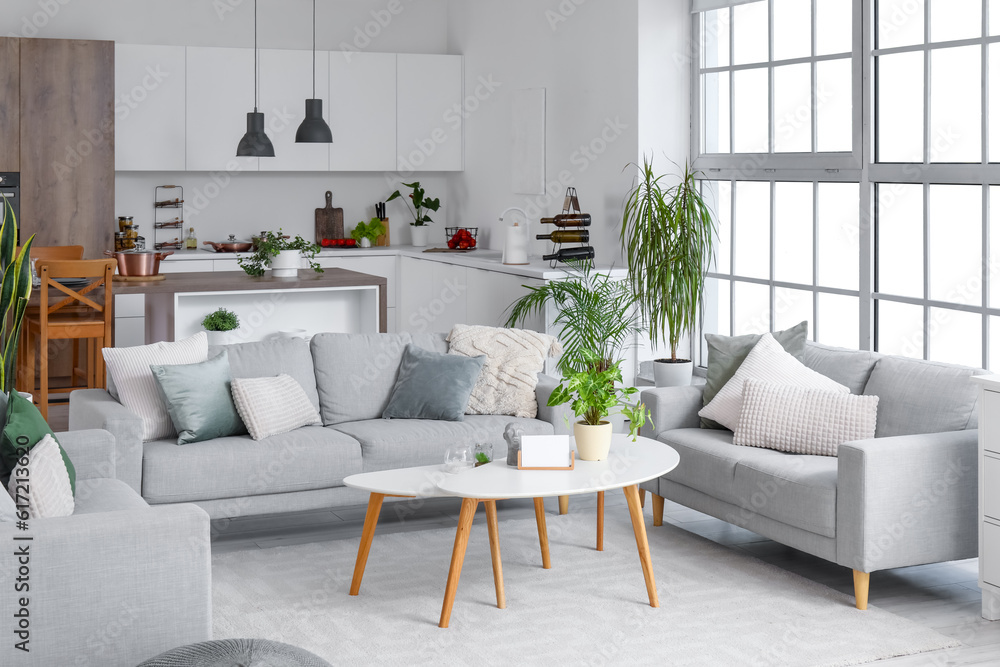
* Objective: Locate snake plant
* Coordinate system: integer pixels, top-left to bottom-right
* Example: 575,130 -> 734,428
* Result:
0,197 -> 34,394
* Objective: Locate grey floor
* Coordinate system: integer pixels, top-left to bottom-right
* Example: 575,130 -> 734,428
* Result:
48,404 -> 999,664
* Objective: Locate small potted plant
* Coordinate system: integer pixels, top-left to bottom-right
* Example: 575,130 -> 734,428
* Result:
351,218 -> 387,248
386,181 -> 440,248
202,308 -> 240,346
546,349 -> 651,461
238,230 -> 323,278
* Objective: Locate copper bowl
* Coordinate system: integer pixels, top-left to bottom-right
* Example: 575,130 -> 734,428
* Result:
104,249 -> 174,276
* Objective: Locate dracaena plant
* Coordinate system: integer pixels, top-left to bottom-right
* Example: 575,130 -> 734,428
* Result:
0,198 -> 34,394
387,181 -> 441,227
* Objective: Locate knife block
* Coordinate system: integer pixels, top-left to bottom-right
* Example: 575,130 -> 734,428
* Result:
376,218 -> 390,247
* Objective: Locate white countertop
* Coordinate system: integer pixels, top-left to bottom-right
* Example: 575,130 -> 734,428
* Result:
163,245 -> 629,281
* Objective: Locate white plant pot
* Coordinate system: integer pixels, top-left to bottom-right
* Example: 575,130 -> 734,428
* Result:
574,420 -> 613,461
270,249 -> 301,277
653,359 -> 693,387
359,237 -> 372,248
411,226 -> 428,247
205,330 -> 238,346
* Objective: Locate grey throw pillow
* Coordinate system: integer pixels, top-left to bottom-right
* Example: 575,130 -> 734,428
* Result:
382,344 -> 486,421
151,350 -> 247,445
701,321 -> 809,429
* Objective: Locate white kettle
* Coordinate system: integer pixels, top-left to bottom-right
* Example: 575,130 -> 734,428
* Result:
500,207 -> 530,265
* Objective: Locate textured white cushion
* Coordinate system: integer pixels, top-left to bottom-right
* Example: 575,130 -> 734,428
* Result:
733,379 -> 880,456
103,332 -> 209,441
447,324 -> 562,418
699,332 -> 849,431
7,435 -> 74,518
231,374 -> 322,441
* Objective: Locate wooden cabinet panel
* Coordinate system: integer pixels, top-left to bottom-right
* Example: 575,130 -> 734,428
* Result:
114,44 -> 186,171
20,39 -> 114,257
328,51 -> 396,171
396,54 -> 464,172
0,38 -> 19,172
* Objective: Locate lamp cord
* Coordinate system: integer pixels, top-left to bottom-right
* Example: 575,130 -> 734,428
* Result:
312,0 -> 316,98
254,0 -> 259,112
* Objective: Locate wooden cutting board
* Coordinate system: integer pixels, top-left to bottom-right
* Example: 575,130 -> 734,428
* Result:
315,191 -> 344,242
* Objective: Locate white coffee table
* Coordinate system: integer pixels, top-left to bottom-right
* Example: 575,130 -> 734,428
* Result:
344,434 -> 679,628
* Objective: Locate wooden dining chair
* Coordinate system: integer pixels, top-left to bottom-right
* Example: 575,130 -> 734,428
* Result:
22,259 -> 115,419
31,245 -> 85,261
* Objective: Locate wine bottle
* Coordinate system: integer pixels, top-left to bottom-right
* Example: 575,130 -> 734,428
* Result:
542,246 -> 595,262
536,230 -> 590,243
539,213 -> 592,227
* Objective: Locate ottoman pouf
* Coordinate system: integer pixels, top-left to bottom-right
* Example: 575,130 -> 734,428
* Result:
138,638 -> 331,667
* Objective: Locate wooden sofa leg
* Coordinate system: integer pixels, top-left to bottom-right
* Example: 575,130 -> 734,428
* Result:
853,570 -> 870,610
639,488 -> 646,508
558,495 -> 568,515
651,493 -> 664,527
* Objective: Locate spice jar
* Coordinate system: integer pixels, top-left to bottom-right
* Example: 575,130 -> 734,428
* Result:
118,216 -> 133,232
114,232 -> 126,252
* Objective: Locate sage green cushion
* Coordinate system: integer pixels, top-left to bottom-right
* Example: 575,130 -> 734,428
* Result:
151,351 -> 247,445
382,344 -> 485,421
0,390 -> 76,496
701,321 -> 809,430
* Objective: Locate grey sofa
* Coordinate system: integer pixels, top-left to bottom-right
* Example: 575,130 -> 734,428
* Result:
69,332 -> 565,520
0,429 -> 212,666
638,341 -> 986,610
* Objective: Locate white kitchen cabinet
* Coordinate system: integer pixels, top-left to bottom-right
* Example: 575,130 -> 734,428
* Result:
328,52 -> 396,171
115,44 -> 186,171
973,377 -> 1000,620
258,49 -> 330,171
315,255 -> 397,308
186,47 -> 259,173
466,267 -> 545,331
398,256 -> 467,334
396,54 -> 464,172
159,258 -> 214,274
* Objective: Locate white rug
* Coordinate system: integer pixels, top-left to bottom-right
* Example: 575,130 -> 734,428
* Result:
212,512 -> 957,666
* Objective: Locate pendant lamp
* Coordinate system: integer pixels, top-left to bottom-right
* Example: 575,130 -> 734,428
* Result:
237,0 -> 275,157
295,0 -> 333,143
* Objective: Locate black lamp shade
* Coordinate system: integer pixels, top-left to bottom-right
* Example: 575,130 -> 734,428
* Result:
295,99 -> 333,143
236,111 -> 275,157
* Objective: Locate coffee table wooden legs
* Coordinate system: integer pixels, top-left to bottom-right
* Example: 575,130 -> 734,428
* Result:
533,497 -> 552,569
597,491 -> 605,551
350,492 -> 386,596
558,495 -> 569,514
484,500 -> 506,610
440,497 -> 480,628
624,484 -> 659,607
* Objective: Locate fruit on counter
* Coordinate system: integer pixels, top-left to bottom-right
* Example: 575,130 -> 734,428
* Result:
320,238 -> 357,248
447,228 -> 477,250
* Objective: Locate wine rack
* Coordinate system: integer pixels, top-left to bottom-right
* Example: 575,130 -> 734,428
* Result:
538,187 -> 595,267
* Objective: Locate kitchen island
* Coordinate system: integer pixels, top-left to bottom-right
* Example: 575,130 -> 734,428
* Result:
113,268 -> 386,347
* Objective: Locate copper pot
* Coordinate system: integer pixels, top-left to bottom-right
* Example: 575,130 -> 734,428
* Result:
203,235 -> 253,253
104,249 -> 173,276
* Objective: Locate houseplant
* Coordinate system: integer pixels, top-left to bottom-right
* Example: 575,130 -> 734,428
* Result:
621,157 -> 716,387
238,230 -> 322,278
505,261 -> 642,374
351,218 -> 386,249
0,197 -> 34,396
201,308 -> 240,346
546,349 -> 650,460
386,181 -> 440,248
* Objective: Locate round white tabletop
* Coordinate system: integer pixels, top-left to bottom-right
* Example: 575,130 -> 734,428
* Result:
344,464 -> 455,498
436,434 -> 679,500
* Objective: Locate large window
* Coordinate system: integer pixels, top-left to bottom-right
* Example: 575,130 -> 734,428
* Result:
694,0 -> 1000,370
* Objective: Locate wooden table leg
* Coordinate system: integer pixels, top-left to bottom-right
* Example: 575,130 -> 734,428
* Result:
533,497 -> 552,569
350,492 -> 385,596
558,495 -> 569,515
484,500 -> 505,610
597,490 -> 605,552
439,498 -> 479,628
639,487 -> 646,508
624,484 -> 659,607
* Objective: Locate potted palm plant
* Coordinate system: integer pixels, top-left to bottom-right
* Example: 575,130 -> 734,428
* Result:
386,181 -> 440,248
621,157 -> 716,387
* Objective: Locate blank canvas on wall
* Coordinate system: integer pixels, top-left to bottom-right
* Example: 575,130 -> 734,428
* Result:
511,88 -> 546,195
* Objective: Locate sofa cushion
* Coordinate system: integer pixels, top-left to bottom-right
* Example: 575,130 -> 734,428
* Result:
732,453 -> 839,538
231,374 -> 322,440
800,341 -> 881,394
9,434 -> 74,518
141,426 -> 362,504
333,416 -> 553,473
863,356 -> 987,437
213,338 -> 320,412
152,350 -> 247,445
73,478 -> 149,515
383,344 -> 485,421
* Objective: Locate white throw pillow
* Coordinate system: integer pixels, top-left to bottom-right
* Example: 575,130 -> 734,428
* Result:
733,379 -> 880,456
7,435 -> 74,519
103,332 -> 209,441
447,324 -> 562,418
231,374 -> 322,441
699,332 -> 849,431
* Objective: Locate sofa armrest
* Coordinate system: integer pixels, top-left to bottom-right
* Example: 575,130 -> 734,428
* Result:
55,429 -> 116,482
0,503 -> 211,666
639,385 -> 705,439
836,429 -> 978,573
69,389 -> 144,494
535,373 -> 575,435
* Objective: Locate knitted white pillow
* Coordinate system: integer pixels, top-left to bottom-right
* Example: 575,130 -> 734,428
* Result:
7,435 -> 74,519
103,332 -> 209,441
231,374 -> 322,441
734,379 -> 880,456
699,332 -> 849,431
